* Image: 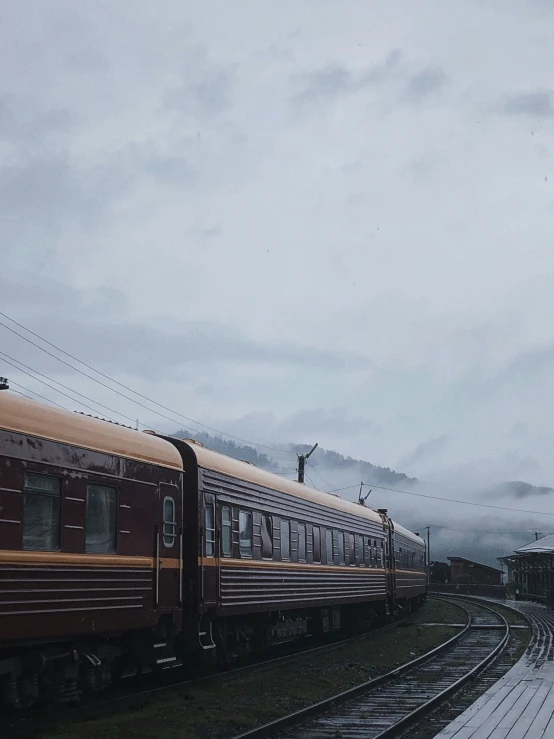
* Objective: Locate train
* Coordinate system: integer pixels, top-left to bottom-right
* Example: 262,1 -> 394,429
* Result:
0,392 -> 427,708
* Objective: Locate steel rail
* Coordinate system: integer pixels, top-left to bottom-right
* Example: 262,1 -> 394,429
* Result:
231,600 -> 508,739
1,607 -> 430,735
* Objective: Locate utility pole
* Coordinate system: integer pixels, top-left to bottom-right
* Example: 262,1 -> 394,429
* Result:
0,377 -> 8,390
297,443 -> 318,484
535,532 -> 542,541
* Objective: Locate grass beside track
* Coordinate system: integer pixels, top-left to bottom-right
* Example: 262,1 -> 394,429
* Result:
43,602 -> 463,739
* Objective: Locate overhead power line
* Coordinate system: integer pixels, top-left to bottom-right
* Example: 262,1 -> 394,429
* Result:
0,355 -> 126,422
326,481 -> 554,519
413,523 -> 554,536
8,381 -> 72,412
305,473 -> 318,489
0,311 -> 293,458
0,351 -> 144,427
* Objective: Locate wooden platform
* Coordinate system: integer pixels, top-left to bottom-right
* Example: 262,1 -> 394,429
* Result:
433,601 -> 554,739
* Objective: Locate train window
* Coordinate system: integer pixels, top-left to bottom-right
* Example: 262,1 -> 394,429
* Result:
86,484 -> 117,553
313,526 -> 321,562
281,520 -> 291,560
355,535 -> 363,565
338,532 -> 345,565
222,507 -> 232,556
326,529 -> 333,564
239,510 -> 252,557
163,497 -> 177,548
298,523 -> 306,561
261,515 -> 273,559
205,505 -> 215,556
348,533 -> 355,565
23,473 -> 61,551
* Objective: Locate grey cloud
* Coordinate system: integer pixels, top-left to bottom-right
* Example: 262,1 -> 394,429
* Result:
399,435 -> 448,469
277,408 -> 376,440
0,157 -> 82,222
494,481 -> 554,499
165,68 -> 233,118
503,90 -> 554,117
294,66 -> 353,102
144,155 -> 196,185
292,49 -> 402,104
0,96 -> 71,143
0,155 -> 130,229
504,343 -> 554,377
403,66 -> 446,103
66,49 -> 110,72
0,272 -> 368,382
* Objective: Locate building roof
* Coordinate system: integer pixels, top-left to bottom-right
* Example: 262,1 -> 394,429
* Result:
0,392 -> 183,470
172,436 -> 425,546
513,535 -> 554,555
447,556 -> 503,573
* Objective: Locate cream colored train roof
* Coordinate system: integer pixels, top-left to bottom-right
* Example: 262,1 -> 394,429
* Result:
0,392 -> 183,470
0,393 -> 423,545
177,437 -> 424,545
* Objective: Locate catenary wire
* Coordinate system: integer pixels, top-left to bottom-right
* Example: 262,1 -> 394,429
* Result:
0,351 -> 154,429
0,311 -> 294,458
7,382 -> 72,412
326,481 -> 554,519
0,355 -> 130,425
412,523 -> 554,536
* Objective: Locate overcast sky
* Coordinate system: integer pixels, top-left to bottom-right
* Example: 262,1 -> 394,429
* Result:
2,2 -> 554,556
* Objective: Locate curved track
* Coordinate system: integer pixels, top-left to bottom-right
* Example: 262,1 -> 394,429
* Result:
1,612 -> 417,736
232,599 -> 509,739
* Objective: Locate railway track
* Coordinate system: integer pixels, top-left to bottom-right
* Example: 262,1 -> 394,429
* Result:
233,599 -> 510,739
1,611 -> 420,737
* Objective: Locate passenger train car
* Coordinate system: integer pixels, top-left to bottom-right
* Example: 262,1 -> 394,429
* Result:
0,393 -> 426,707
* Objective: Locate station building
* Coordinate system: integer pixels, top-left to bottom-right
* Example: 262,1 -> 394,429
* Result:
448,556 -> 503,586
499,535 -> 554,604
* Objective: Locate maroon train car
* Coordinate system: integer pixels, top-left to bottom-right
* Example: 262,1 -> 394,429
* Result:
164,436 -> 427,661
0,393 -> 183,706
0,393 -> 426,707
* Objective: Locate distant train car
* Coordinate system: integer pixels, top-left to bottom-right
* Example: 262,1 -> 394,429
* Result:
162,436 -> 427,661
0,393 -> 426,707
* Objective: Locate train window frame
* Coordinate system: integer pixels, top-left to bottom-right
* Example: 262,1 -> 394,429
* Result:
204,504 -> 215,557
239,509 -> 253,558
222,506 -> 232,556
355,534 -> 364,565
365,537 -> 371,567
281,519 -> 291,561
23,472 -> 61,552
85,483 -> 117,554
312,525 -> 321,563
261,514 -> 273,559
338,531 -> 345,565
348,533 -> 355,566
163,496 -> 177,548
326,529 -> 333,564
298,522 -> 306,562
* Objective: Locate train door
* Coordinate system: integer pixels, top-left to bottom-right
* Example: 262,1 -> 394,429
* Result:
200,492 -> 217,608
197,492 -> 217,651
155,482 -> 183,612
378,509 -> 396,616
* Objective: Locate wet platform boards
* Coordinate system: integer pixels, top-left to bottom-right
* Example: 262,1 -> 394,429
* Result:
433,601 -> 554,739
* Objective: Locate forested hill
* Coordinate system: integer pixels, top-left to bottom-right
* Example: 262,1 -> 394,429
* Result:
172,430 -> 417,489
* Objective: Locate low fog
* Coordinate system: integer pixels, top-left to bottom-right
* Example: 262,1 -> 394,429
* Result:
176,431 -> 553,569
